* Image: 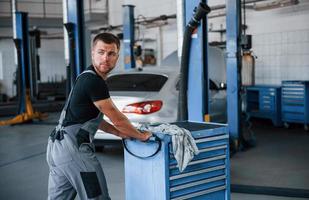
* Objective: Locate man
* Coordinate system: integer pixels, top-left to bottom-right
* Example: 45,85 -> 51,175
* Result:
46,32 -> 152,200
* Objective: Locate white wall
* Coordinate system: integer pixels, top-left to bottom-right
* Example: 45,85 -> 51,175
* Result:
39,39 -> 66,83
247,1 -> 309,84
208,0 -> 309,85
0,40 -> 16,97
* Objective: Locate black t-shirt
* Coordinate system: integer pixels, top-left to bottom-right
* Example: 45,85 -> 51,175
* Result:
63,66 -> 110,126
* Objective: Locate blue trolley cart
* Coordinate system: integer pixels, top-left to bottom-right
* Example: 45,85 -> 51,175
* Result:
124,121 -> 230,200
281,80 -> 309,130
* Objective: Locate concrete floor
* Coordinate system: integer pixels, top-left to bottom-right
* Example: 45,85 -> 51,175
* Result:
0,113 -> 309,200
231,122 -> 309,190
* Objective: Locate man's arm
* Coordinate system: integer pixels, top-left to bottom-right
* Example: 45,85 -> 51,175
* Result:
98,119 -> 129,139
94,98 -> 151,141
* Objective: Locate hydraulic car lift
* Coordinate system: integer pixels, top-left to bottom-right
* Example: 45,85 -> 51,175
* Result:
63,0 -> 86,94
123,5 -> 136,70
178,0 -> 210,123
28,28 -> 41,99
0,12 -> 46,126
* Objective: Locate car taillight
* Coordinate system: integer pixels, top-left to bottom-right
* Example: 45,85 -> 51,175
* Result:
122,100 -> 163,114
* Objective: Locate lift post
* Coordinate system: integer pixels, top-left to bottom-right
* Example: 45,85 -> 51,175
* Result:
226,0 -> 242,149
29,28 -> 41,99
0,12 -> 47,126
63,0 -> 86,94
123,5 -> 136,70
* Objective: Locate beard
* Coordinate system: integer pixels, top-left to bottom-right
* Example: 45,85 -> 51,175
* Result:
93,62 -> 114,74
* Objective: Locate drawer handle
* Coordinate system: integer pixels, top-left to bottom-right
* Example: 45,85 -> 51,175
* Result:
170,165 -> 226,180
170,175 -> 226,192
171,185 -> 226,200
170,155 -> 226,169
196,135 -> 229,143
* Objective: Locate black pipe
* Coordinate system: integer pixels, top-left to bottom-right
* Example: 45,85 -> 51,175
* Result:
178,3 -> 211,121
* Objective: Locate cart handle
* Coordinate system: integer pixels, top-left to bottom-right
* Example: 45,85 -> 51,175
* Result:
122,135 -> 162,159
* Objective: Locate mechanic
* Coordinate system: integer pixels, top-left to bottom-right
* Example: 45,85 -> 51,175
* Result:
46,32 -> 152,200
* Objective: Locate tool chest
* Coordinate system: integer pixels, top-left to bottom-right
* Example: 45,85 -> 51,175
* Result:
245,85 -> 282,126
281,80 -> 309,130
124,121 -> 230,200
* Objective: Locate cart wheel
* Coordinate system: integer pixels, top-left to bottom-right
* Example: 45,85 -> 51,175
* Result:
283,122 -> 290,129
304,124 -> 309,131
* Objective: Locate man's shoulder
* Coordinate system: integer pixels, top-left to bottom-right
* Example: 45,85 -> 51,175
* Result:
77,72 -> 106,89
78,72 -> 101,84
80,70 -> 97,78
79,66 -> 98,78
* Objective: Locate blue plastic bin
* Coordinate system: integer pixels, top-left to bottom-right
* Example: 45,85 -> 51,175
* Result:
124,121 -> 230,200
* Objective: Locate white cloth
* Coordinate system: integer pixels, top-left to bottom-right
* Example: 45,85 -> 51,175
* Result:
137,123 -> 199,172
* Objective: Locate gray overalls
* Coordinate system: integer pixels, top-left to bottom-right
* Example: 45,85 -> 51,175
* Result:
46,70 -> 111,200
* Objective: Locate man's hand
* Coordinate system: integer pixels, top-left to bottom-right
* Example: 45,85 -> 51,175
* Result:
141,131 -> 152,142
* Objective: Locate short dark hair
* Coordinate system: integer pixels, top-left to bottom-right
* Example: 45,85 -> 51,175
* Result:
92,32 -> 120,50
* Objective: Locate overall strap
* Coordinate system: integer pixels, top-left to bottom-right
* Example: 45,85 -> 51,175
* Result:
55,70 -> 97,132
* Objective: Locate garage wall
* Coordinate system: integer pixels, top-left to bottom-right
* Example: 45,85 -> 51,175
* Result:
39,39 -> 66,83
208,0 -> 309,85
0,39 -> 15,97
248,1 -> 309,84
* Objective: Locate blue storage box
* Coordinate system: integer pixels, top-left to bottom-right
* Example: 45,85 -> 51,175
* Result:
281,80 -> 309,130
245,85 -> 282,126
124,121 -> 230,200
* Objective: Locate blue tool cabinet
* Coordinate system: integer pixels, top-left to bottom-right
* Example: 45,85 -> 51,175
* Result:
281,81 -> 309,130
245,85 -> 282,126
124,121 -> 230,200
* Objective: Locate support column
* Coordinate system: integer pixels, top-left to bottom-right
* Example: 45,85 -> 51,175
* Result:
226,0 -> 242,147
123,5 -> 136,70
13,12 -> 30,114
63,0 -> 85,92
185,0 -> 209,122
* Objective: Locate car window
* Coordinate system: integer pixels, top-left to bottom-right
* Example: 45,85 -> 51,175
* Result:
106,74 -> 168,92
175,79 -> 219,91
